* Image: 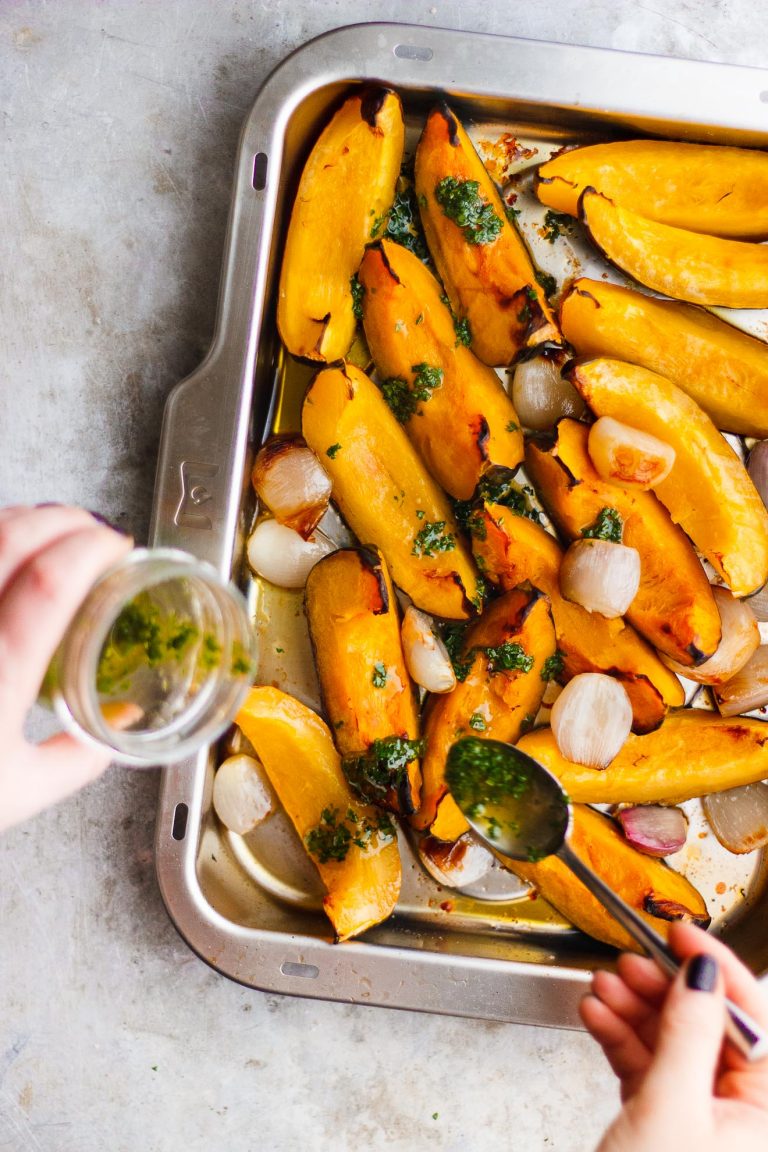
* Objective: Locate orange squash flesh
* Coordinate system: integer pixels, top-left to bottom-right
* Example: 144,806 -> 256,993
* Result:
302,362 -> 480,619
560,278 -> 768,439
518,711 -> 768,806
305,547 -> 421,815
473,503 -> 684,732
508,804 -> 710,952
277,88 -> 404,362
570,358 -> 768,597
235,686 -> 401,943
580,189 -> 768,309
525,419 -> 721,665
415,104 -> 560,366
536,140 -> 768,238
414,587 -> 556,841
359,240 -> 523,500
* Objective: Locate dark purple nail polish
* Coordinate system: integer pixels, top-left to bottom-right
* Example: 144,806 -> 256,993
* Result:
34,501 -> 64,508
686,954 -> 718,992
88,511 -> 127,533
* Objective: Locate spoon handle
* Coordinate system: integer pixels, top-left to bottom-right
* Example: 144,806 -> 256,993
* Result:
557,840 -> 768,1062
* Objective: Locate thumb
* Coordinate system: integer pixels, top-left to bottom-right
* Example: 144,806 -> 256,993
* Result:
642,953 -> 726,1109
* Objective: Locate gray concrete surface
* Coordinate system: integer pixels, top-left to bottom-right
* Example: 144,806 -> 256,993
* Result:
0,2 -> 761,1150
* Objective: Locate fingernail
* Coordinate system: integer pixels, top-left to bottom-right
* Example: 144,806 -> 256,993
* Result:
88,511 -> 128,534
34,501 -> 64,508
686,953 -> 718,992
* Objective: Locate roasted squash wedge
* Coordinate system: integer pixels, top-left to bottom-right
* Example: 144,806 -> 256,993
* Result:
518,711 -> 768,805
277,88 -> 404,361
580,189 -> 768,309
525,419 -> 721,665
473,503 -> 684,732
305,546 -> 421,816
414,587 -> 556,841
560,278 -> 768,438
508,804 -> 710,952
536,140 -> 768,238
414,104 -> 560,366
235,686 -> 401,942
570,359 -> 768,596
302,362 -> 480,619
358,239 -> 523,499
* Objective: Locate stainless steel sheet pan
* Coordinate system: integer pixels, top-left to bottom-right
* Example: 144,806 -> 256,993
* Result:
151,22 -> 768,1025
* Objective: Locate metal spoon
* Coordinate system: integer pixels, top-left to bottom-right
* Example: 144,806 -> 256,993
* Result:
445,737 -> 768,1062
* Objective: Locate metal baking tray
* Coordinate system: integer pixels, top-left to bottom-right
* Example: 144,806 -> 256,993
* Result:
150,22 -> 768,1024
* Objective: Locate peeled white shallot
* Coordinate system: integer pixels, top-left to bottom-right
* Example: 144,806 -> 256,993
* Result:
713,646 -> 768,717
550,672 -> 633,769
587,416 -> 676,490
246,519 -> 335,589
213,754 -> 274,835
401,606 -> 456,694
702,783 -> 768,855
560,538 -> 640,618
418,834 -> 495,887
510,352 -> 585,432
252,435 -> 332,538
662,586 -> 759,685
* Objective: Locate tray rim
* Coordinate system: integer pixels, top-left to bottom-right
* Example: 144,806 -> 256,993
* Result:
151,20 -> 768,1024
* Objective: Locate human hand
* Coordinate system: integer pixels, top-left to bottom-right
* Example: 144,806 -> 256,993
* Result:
581,921 -> 768,1152
0,505 -> 133,832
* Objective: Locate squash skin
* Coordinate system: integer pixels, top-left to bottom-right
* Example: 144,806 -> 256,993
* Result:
525,419 -> 721,665
302,362 -> 480,619
235,686 -> 401,942
560,278 -> 768,439
414,587 -> 556,840
536,140 -> 768,238
277,88 -> 404,362
305,547 -> 421,815
415,105 -> 560,366
570,358 -> 768,597
518,711 -> 768,806
359,240 -> 523,499
473,503 -> 684,732
580,189 -> 768,309
508,804 -> 710,952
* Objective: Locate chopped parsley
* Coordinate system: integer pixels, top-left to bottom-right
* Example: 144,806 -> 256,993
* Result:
483,641 -> 534,675
469,712 -> 486,731
583,507 -> 623,543
434,177 -> 503,245
442,625 -> 533,683
412,520 -> 456,557
381,366 -> 441,423
305,806 -> 396,864
470,575 -> 488,612
384,177 -> 429,261
343,737 -> 425,806
416,509 -> 426,520
350,275 -> 364,320
370,211 -> 387,239
326,443 -> 342,459
453,315 -> 472,347
446,737 -> 533,819
96,593 -> 215,695
477,470 -> 541,523
535,268 -> 557,298
543,209 -> 572,244
411,362 -> 444,401
541,650 -> 565,682
505,204 -> 521,223
372,662 -> 388,688
505,420 -> 519,433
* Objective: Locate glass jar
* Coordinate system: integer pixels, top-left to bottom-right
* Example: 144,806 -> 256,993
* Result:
43,548 -> 256,766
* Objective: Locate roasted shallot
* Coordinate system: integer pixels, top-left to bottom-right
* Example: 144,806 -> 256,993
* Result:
213,754 -> 274,835
418,834 -> 495,887
747,439 -> 768,512
713,645 -> 768,716
252,435 -> 332,538
401,606 -> 457,694
550,672 -> 633,769
702,783 -> 768,855
510,351 -> 585,432
246,519 -> 335,588
560,538 -> 640,618
617,805 -> 688,857
662,585 -> 758,685
587,416 -> 676,490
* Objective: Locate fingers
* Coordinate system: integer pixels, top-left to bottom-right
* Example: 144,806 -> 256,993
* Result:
668,923 -> 768,1029
0,505 -> 98,589
0,733 -> 109,832
0,524 -> 133,712
641,953 -> 726,1109
580,993 -> 652,1092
